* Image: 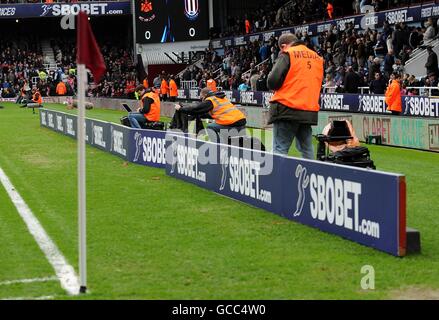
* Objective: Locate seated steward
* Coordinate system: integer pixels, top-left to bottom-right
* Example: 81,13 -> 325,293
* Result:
128,85 -> 161,129
20,88 -> 43,110
16,87 -> 27,104
174,88 -> 246,142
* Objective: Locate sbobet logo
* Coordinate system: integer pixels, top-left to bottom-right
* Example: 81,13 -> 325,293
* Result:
66,118 -> 76,137
47,113 -> 55,128
358,95 -> 388,114
240,92 -> 258,105
174,144 -> 206,182
224,91 -> 237,103
56,115 -> 64,132
262,92 -> 274,108
404,96 -> 439,118
111,128 -> 127,157
320,94 -> 350,111
41,111 -> 47,126
46,4 -> 108,17
92,124 -> 107,149
225,154 -> 272,204
293,165 -> 380,239
133,132 -> 166,165
177,90 -> 187,99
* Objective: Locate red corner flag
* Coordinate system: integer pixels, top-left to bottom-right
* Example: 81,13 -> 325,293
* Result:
76,12 -> 106,83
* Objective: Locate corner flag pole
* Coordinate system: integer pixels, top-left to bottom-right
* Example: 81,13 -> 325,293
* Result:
77,62 -> 87,294
76,12 -> 106,294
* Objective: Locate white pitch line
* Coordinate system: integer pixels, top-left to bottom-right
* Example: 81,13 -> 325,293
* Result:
0,276 -> 59,286
0,166 -> 80,295
2,295 -> 55,300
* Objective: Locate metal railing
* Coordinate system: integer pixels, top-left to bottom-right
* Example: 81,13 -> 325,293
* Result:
406,87 -> 439,96
321,87 -> 371,94
44,63 -> 58,72
212,67 -> 222,79
241,58 -> 270,78
176,53 -> 205,79
180,80 -> 198,90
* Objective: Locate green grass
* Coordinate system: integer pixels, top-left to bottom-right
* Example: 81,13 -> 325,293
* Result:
0,174 -> 66,299
0,102 -> 439,299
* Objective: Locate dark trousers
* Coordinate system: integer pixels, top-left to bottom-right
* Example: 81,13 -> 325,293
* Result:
170,110 -> 205,134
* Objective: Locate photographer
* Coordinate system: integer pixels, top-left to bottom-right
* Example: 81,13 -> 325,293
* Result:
19,88 -> 43,112
174,88 -> 246,143
128,85 -> 161,129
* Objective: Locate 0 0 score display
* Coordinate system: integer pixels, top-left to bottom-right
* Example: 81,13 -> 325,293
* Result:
135,0 -> 209,43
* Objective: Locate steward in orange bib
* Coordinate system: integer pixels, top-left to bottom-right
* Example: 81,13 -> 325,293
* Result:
327,2 -> 334,20
385,72 -> 402,115
169,76 -> 178,102
206,77 -> 217,92
16,87 -> 27,104
245,19 -> 251,34
160,77 -> 169,101
143,77 -> 149,89
20,88 -> 43,113
268,33 -> 324,159
174,88 -> 246,143
32,90 -> 43,105
56,81 -> 67,96
128,85 -> 161,129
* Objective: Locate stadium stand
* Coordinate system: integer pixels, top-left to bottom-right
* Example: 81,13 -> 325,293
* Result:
0,13 -> 135,99
179,25 -> 436,95
211,0 -> 427,39
0,0 -> 438,100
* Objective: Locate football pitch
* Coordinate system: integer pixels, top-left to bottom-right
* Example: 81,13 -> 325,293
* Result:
1,102 -> 439,300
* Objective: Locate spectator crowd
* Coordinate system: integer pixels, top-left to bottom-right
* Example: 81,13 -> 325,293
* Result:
0,33 -> 137,99
1,0 -> 438,100
214,0 -> 425,39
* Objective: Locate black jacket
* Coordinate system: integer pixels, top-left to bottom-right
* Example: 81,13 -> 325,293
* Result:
267,43 -> 321,125
425,51 -> 439,75
140,96 -> 154,115
344,71 -> 361,94
180,92 -> 246,127
369,78 -> 387,94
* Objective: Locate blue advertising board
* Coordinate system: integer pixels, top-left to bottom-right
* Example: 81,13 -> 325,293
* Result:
178,89 -> 439,119
109,124 -> 130,160
320,93 -> 439,119
165,133 -> 407,256
89,120 -> 111,152
39,108 -> 165,166
40,108 -> 408,256
0,1 -> 131,19
127,128 -> 167,168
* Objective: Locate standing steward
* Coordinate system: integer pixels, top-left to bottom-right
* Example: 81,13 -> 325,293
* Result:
169,75 -> 178,102
385,72 -> 402,115
160,76 -> 169,101
267,33 -> 324,159
128,85 -> 161,129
